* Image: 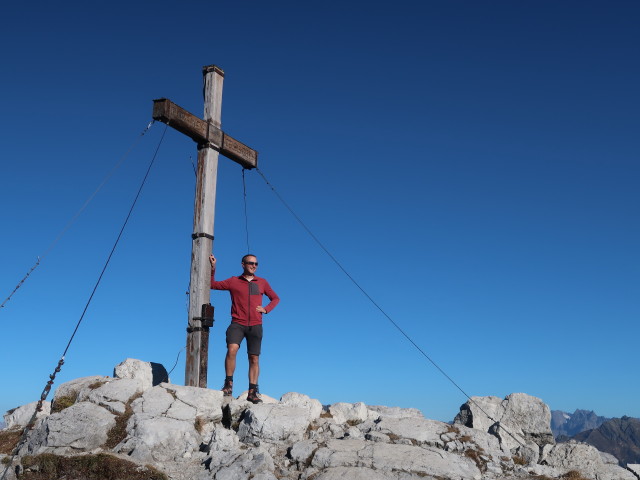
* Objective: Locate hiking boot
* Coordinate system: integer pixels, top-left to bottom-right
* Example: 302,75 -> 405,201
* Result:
247,386 -> 262,404
222,379 -> 233,397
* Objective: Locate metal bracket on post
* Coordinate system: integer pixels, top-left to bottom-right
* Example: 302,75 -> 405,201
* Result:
193,303 -> 214,327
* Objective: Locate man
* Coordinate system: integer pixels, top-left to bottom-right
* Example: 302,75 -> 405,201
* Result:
209,253 -> 280,404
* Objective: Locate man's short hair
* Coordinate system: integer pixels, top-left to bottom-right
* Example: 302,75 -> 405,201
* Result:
242,254 -> 257,263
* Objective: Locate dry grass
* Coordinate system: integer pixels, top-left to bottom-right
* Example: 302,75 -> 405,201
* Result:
20,453 -> 168,480
512,455 -> 528,465
446,425 -> 460,434
103,393 -> 141,449
562,471 -> 589,480
0,429 -> 23,455
51,393 -> 78,414
194,416 -> 205,434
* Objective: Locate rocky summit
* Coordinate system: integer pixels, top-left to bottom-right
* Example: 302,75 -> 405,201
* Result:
1,358 -> 639,480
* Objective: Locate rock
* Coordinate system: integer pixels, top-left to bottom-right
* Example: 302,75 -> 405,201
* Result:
290,439 -> 318,465
85,378 -> 144,414
21,402 -> 115,455
311,438 -> 481,479
313,466 -> 389,480
329,402 -> 370,425
541,442 -> 637,480
3,401 -> 50,429
52,376 -> 111,410
455,393 -> 554,452
280,392 -> 323,422
117,415 -> 200,463
628,464 -> 640,476
113,358 -> 168,390
238,404 -> 311,443
209,446 -> 275,480
367,405 -> 424,420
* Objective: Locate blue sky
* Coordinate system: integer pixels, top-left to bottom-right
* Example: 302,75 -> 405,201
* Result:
1,1 -> 638,423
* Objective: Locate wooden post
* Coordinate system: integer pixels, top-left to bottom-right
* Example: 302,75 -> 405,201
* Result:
151,65 -> 257,389
185,65 -> 224,387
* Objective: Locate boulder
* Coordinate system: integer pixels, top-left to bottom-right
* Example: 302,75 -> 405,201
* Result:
280,392 -> 323,422
113,358 -> 169,390
367,405 -> 424,420
85,378 -> 144,414
329,402 -> 371,425
52,376 -> 111,409
311,438 -> 481,479
208,446 -> 275,480
238,403 -> 311,443
20,402 -> 115,455
454,393 -> 554,452
541,442 -> 637,480
3,401 -> 50,429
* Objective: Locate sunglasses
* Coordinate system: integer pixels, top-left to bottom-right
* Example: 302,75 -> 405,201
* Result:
244,261 -> 258,266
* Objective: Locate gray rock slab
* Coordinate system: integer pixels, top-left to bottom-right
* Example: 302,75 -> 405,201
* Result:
3,401 -> 50,429
22,402 -> 115,455
542,442 -> 636,480
117,414 -> 200,463
311,438 -> 481,479
329,402 -> 370,425
290,439 -> 318,464
238,403 -> 310,443
280,392 -> 323,422
367,405 -> 424,420
85,378 -> 144,414
373,416 -> 449,448
210,446 -> 275,480
313,466 -> 390,480
52,376 -> 110,407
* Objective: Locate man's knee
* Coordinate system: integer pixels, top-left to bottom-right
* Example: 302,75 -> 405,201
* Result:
227,344 -> 240,356
248,354 -> 260,365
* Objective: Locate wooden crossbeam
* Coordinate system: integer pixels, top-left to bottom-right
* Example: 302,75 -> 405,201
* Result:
152,98 -> 258,169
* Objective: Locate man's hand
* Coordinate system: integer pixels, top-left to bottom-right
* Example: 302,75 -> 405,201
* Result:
256,306 -> 266,314
209,254 -> 216,270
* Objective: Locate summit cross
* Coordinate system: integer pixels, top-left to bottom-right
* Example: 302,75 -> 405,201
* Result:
152,65 -> 258,388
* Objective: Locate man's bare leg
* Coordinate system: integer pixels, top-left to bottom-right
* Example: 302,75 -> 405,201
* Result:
248,354 -> 260,385
225,344 -> 240,376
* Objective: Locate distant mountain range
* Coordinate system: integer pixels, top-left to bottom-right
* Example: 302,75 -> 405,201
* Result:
550,409 -> 609,438
552,409 -> 640,467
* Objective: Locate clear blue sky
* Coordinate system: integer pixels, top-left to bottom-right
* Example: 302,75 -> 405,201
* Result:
1,1 -> 638,423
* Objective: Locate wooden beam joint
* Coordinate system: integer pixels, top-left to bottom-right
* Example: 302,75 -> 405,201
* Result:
152,98 -> 258,169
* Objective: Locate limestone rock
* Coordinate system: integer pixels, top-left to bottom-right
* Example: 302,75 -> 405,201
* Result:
280,392 -> 323,422
455,392 -> 554,452
21,402 -> 115,455
113,358 -> 168,390
238,403 -> 311,443
52,376 -> 111,410
290,439 -> 318,465
367,405 -> 424,419
207,445 -> 275,480
311,438 -> 481,479
329,402 -> 370,425
541,442 -> 637,480
3,401 -> 50,429
85,378 -> 144,414
313,466 -> 389,480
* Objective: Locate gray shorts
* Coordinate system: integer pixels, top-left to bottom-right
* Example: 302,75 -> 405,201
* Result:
226,322 -> 263,356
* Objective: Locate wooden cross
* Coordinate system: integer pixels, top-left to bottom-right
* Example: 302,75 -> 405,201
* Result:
152,65 -> 258,388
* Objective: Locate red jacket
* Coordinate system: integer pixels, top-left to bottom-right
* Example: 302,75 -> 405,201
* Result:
210,272 -> 280,326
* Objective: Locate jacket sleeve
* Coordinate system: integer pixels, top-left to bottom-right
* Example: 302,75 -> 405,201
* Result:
262,280 -> 280,313
210,271 -> 233,290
